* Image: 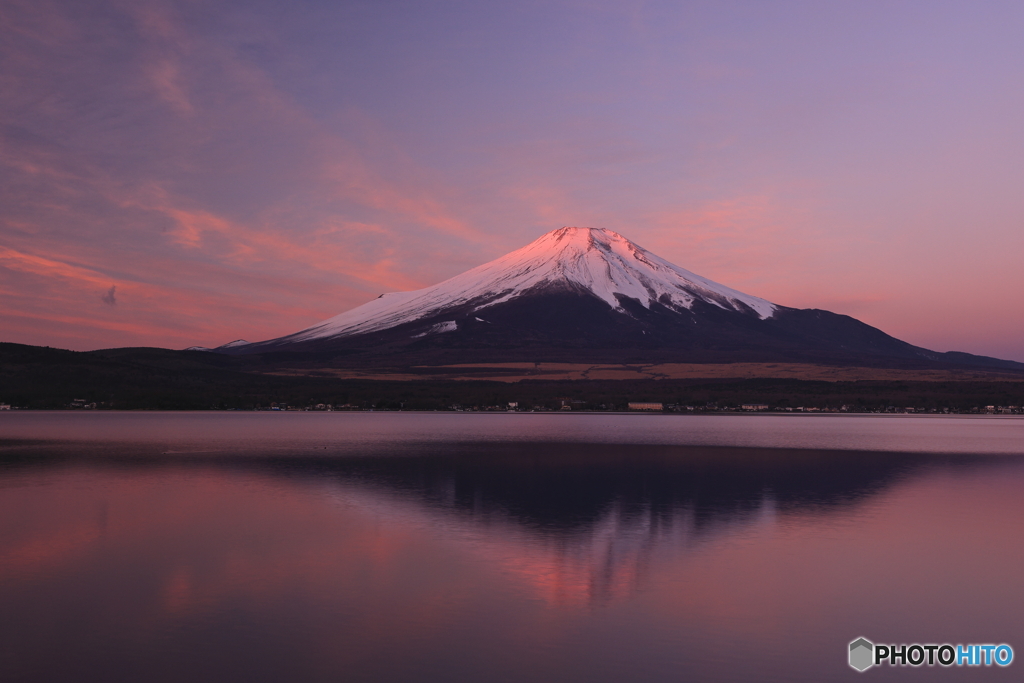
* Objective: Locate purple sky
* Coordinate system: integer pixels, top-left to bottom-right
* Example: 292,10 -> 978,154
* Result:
2,0 -> 1023,359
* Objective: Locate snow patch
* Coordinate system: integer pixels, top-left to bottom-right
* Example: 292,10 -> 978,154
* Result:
412,320 -> 458,338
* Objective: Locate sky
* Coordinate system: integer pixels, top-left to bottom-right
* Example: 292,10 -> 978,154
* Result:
2,0 -> 1023,360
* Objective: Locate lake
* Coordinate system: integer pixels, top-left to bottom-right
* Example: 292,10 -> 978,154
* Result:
2,412 -> 1023,682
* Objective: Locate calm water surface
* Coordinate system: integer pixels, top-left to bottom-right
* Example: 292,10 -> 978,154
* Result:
2,412 -> 1024,682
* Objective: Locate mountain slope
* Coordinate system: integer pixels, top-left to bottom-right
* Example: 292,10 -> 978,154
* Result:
223,227 -> 1022,370
274,227 -> 774,344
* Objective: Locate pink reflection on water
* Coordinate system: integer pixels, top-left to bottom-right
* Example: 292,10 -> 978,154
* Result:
1,455 -> 1023,682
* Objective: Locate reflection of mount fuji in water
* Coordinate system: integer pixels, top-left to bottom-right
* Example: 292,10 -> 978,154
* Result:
261,444 -> 974,604
291,444 -> 916,530
1,438 -> 1011,605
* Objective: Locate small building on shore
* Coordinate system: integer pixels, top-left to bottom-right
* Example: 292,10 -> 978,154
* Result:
628,402 -> 663,411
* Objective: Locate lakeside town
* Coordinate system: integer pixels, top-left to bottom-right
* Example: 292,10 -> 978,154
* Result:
4,399 -> 1019,415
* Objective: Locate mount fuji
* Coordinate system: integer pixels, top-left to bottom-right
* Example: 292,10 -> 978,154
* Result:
216,227 -> 1019,369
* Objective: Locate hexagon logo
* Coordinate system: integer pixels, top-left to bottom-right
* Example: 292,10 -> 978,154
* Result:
849,637 -> 874,672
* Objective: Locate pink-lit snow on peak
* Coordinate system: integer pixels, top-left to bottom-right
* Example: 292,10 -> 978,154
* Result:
286,227 -> 776,341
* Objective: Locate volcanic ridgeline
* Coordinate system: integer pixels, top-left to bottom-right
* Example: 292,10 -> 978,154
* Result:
199,227 -> 1022,372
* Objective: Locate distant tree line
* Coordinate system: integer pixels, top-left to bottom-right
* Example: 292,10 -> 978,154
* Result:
3,342 -> 1023,412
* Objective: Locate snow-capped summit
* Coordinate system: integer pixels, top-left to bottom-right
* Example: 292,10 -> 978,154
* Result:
284,227 -> 776,343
